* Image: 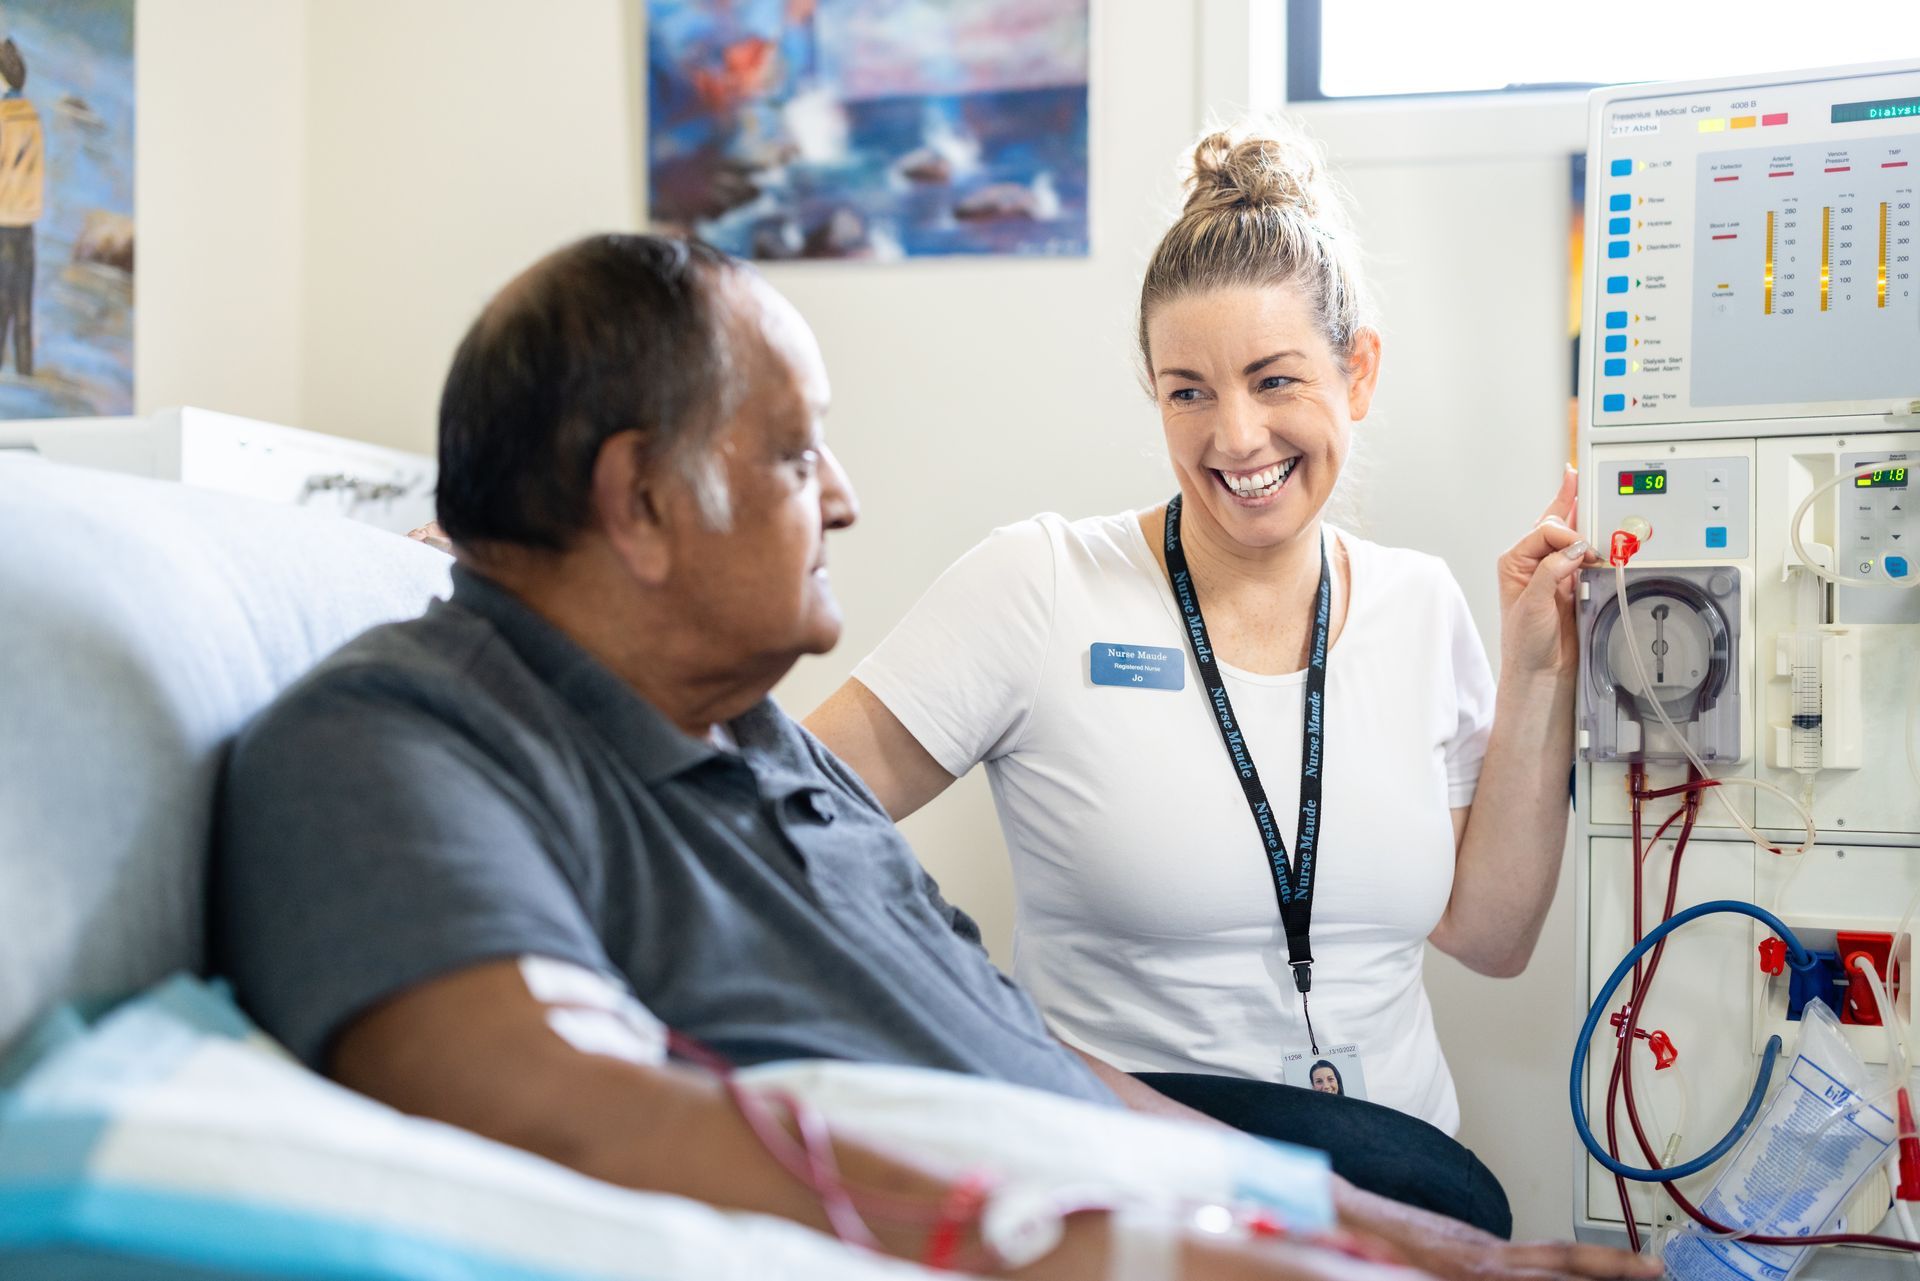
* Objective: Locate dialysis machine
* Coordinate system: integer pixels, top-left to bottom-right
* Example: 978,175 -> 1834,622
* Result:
1573,60 -> 1920,1276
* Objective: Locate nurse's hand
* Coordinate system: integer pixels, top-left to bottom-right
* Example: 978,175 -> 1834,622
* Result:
406,521 -> 453,554
1496,466 -> 1597,682
1152,1232 -> 1438,1281
1333,1178 -> 1663,1281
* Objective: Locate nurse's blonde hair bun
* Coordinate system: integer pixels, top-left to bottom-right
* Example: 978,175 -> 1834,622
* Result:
1139,118 -> 1373,367
1182,125 -> 1327,220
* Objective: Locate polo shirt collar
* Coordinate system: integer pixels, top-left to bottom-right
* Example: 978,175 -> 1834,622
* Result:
445,564 -> 732,784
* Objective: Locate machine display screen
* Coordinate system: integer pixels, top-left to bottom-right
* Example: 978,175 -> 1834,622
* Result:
1592,65 -> 1920,427
1855,466 -> 1910,488
1617,469 -> 1669,495
1831,95 -> 1920,123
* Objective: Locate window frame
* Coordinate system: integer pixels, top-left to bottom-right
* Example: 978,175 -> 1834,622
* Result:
1285,0 -> 1604,104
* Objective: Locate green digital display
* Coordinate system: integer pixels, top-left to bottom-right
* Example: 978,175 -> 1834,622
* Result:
1618,469 -> 1668,496
1831,96 -> 1920,123
1856,467 -> 1910,489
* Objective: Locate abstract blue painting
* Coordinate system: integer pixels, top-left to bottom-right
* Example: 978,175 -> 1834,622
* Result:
0,0 -> 132,419
648,0 -> 1089,261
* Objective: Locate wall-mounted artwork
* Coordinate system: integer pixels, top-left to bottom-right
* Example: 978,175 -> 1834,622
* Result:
647,0 -> 1089,261
0,0 -> 133,419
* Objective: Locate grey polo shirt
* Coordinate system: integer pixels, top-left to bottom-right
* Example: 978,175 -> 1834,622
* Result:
213,565 -> 1113,1107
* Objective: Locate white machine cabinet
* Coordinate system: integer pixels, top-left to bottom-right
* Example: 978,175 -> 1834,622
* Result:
0,406 -> 437,534
1573,60 -> 1920,1277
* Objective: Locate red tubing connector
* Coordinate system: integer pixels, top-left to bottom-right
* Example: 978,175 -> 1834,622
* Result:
1898,1090 -> 1920,1202
1758,937 -> 1787,977
1843,951 -> 1884,1025
1609,529 -> 1642,566
1647,1030 -> 1679,1070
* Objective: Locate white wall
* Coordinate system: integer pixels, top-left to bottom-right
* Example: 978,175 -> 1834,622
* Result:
300,0 -> 645,456
136,0 -> 310,425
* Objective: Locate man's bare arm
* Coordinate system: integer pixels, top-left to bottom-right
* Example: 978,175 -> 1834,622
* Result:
328,959 -> 1418,1281
1065,1044 -> 1231,1131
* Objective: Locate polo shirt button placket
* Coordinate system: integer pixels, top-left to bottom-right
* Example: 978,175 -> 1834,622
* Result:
801,789 -> 835,825
779,788 -> 837,827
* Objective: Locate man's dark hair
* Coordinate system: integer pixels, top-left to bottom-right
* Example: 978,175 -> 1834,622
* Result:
436,233 -> 740,550
0,41 -> 27,92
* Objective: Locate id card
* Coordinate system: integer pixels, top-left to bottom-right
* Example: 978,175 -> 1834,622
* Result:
1089,641 -> 1184,690
1282,1043 -> 1368,1101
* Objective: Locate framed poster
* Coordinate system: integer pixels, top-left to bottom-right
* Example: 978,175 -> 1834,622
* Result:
0,0 -> 133,419
648,0 -> 1089,261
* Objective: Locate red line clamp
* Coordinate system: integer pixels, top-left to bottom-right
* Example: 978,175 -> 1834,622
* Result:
1608,1010 -> 1679,1070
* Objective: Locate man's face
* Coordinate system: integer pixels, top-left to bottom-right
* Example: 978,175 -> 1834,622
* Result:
659,274 -> 857,673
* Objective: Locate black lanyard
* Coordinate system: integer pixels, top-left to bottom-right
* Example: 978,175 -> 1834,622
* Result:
1162,494 -> 1331,1035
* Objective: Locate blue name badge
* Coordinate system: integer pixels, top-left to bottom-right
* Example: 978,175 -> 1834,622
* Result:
1090,642 -> 1185,690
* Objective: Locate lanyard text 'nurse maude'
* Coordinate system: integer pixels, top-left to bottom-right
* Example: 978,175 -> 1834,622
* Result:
1161,494 -> 1331,1050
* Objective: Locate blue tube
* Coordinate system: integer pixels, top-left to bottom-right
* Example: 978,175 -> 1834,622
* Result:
1570,899 -> 1815,1183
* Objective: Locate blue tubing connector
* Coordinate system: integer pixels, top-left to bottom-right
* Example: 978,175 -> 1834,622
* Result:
1571,899 -> 1815,1183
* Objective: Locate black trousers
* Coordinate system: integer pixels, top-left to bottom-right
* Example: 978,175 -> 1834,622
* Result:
1134,1071 -> 1513,1239
0,225 -> 33,376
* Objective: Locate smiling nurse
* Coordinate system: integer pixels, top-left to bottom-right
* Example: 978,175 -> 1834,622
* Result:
806,122 -> 1595,1235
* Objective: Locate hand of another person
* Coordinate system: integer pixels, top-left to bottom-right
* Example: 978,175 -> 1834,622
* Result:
1174,1232 -> 1439,1281
1333,1179 -> 1662,1281
1389,1230 -> 1665,1281
1495,466 -> 1598,682
406,521 -> 453,554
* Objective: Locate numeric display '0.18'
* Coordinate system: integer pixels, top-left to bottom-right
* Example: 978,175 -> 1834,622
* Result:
1617,469 -> 1669,496
1855,467 -> 1909,489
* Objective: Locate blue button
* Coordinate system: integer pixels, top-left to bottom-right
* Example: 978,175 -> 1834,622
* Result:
1705,527 -> 1728,549
1604,358 -> 1627,376
1605,334 -> 1627,352
1609,216 -> 1630,235
1889,555 -> 1910,578
1602,394 -> 1626,412
1608,240 -> 1630,259
1607,275 -> 1629,293
1605,311 -> 1628,329
1611,158 -> 1633,177
1610,193 -> 1631,211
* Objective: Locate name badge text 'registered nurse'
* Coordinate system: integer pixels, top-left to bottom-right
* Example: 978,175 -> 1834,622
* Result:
1089,642 -> 1185,690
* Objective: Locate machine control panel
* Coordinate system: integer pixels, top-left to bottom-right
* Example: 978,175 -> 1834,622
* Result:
1835,449 -> 1917,625
1591,454 -> 1751,559
1590,65 -> 1920,427
1836,450 -> 1914,581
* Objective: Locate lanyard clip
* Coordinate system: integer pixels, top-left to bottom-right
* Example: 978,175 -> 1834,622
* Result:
1291,962 -> 1313,995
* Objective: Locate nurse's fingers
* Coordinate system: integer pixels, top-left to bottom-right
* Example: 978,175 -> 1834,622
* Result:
1507,514 -> 1597,568
1495,1239 -> 1666,1278
1538,464 -> 1579,528
1519,535 -> 1593,605
407,522 -> 453,554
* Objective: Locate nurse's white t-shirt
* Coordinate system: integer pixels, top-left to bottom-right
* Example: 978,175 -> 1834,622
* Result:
853,511 -> 1497,1133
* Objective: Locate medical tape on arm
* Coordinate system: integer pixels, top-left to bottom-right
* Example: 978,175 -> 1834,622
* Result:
517,955 -> 667,1066
1107,1199 -> 1181,1281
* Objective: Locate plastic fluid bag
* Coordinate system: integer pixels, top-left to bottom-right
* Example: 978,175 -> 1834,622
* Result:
1661,1000 -> 1898,1281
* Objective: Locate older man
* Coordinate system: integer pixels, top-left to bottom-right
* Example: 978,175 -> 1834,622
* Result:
215,234 -> 1654,1281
